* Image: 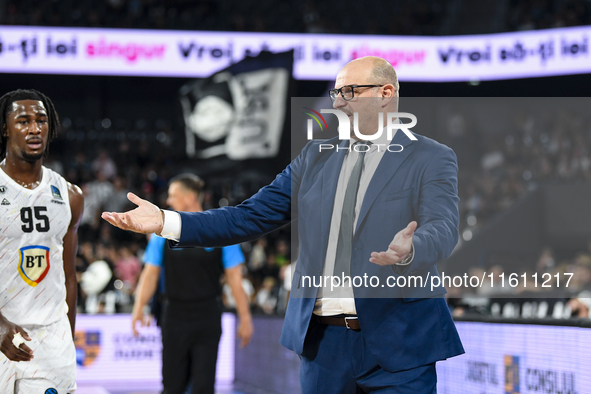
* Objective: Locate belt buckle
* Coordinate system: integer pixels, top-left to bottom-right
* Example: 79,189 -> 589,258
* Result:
344,316 -> 357,330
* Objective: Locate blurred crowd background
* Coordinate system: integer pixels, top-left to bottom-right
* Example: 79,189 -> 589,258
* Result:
2,0 -> 591,322
2,0 -> 591,34
48,104 -> 591,320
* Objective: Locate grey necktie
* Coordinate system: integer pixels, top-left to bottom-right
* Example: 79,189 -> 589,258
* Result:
334,141 -> 371,278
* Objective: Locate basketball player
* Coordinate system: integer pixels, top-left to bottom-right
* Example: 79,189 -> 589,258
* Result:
0,89 -> 84,393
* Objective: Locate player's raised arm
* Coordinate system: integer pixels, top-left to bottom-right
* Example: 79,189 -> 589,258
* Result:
102,192 -> 164,234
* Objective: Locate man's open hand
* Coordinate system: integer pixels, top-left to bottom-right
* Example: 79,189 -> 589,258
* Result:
102,192 -> 164,234
369,221 -> 416,266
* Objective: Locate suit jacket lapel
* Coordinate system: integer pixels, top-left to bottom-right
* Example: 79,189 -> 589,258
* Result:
355,132 -> 415,236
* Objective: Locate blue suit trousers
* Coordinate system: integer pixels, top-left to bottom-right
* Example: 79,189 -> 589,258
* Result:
300,320 -> 437,394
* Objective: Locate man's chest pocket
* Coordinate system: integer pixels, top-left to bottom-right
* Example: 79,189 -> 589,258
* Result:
383,187 -> 413,201
380,188 -> 415,224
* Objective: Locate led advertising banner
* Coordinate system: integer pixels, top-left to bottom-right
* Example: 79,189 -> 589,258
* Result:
0,25 -> 588,81
437,322 -> 591,394
75,313 -> 235,390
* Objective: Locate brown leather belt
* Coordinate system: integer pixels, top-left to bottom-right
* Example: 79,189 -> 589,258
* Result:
316,315 -> 361,330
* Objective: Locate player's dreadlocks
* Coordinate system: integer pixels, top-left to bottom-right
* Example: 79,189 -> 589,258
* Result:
0,89 -> 60,160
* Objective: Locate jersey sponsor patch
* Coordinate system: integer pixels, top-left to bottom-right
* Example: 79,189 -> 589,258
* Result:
1,198 -> 9,205
51,185 -> 63,200
18,245 -> 51,287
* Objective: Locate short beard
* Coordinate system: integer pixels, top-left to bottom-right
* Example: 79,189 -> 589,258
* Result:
21,150 -> 44,162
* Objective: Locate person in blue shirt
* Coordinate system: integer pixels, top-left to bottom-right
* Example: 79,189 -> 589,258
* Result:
131,173 -> 253,394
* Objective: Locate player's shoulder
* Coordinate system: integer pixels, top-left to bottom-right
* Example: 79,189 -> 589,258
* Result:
42,165 -> 63,179
43,166 -> 84,200
44,167 -> 84,219
66,181 -> 84,221
66,181 -> 83,200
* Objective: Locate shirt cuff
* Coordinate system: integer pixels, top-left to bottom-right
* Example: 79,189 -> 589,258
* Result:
396,243 -> 414,266
158,210 -> 181,242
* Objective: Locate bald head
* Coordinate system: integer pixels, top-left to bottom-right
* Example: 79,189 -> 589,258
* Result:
338,56 -> 399,95
333,56 -> 400,137
367,57 -> 400,95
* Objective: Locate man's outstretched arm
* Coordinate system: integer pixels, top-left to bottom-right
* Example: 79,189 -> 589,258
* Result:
103,159 -> 300,247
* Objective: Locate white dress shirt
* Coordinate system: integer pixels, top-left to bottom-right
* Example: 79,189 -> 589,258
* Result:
313,128 -> 394,316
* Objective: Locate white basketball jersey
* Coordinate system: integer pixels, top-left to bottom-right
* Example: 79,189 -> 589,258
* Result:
0,165 -> 72,326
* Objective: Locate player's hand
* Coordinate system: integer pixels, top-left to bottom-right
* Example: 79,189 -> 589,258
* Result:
237,318 -> 253,348
369,221 -> 416,266
0,317 -> 34,362
102,192 -> 164,234
131,309 -> 154,337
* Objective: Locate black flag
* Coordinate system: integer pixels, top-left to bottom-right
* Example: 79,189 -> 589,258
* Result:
180,50 -> 293,179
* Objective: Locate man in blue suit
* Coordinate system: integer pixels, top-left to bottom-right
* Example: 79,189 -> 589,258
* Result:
103,56 -> 464,393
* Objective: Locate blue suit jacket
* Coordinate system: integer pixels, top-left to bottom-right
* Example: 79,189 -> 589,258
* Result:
175,130 -> 464,372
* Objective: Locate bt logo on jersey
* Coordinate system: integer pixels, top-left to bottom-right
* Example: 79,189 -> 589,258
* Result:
18,245 -> 50,287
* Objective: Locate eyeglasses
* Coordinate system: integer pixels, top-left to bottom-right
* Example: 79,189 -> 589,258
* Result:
329,85 -> 384,102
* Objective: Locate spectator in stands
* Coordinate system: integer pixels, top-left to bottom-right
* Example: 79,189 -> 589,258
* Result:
274,238 -> 290,267
113,245 -> 142,292
81,243 -> 118,314
247,237 -> 267,289
248,237 -> 267,272
537,247 -> 556,274
79,170 -> 114,240
569,253 -> 591,292
255,277 -> 278,315
104,176 -> 132,213
568,291 -> 591,318
91,150 -> 117,180
259,252 -> 280,285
